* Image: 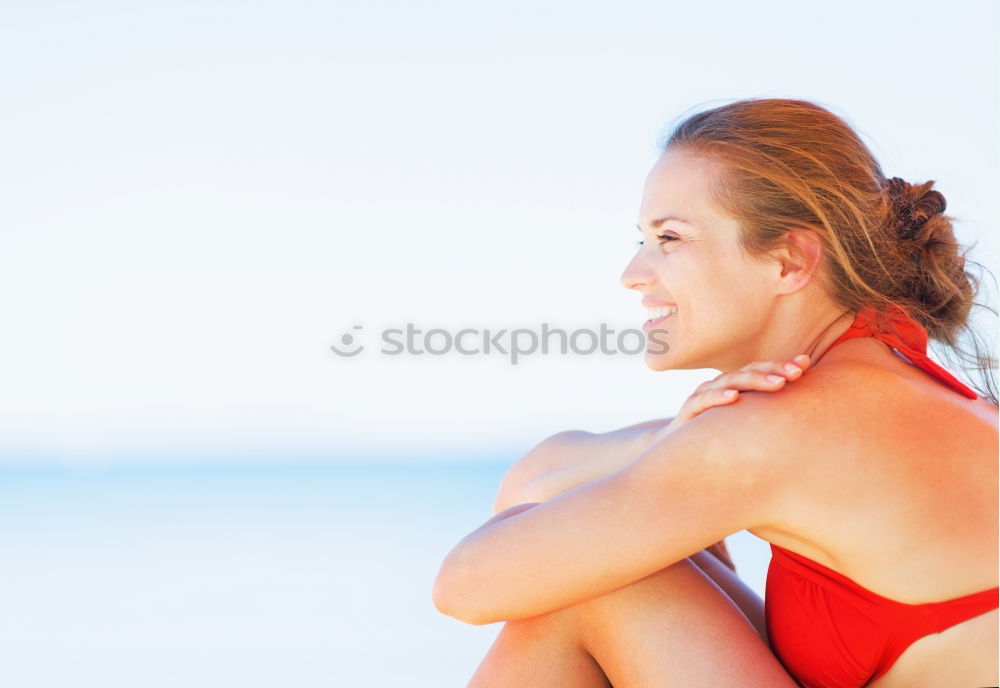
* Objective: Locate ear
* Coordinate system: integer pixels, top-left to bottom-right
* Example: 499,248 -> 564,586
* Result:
768,227 -> 824,294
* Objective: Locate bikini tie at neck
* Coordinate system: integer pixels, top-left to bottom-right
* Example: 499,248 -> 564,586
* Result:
830,302 -> 978,400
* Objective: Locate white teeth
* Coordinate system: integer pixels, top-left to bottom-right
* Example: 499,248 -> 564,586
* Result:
646,306 -> 677,320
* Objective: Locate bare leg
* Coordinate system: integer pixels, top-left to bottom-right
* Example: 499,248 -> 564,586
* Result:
467,553 -> 795,688
466,600 -> 612,688
689,549 -> 769,643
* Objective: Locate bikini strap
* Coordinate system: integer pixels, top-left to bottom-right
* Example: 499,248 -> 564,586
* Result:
830,303 -> 978,400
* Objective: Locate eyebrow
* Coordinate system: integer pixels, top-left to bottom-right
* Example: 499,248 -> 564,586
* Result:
636,216 -> 694,231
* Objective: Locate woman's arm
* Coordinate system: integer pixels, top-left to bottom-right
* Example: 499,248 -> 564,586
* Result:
493,425 -> 666,514
432,385 -> 814,625
494,424 -> 736,572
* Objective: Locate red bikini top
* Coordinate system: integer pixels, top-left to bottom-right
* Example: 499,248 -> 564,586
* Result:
825,301 -> 978,399
764,303 -> 996,688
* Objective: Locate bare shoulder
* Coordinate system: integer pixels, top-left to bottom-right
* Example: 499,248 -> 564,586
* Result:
752,355 -> 917,435
634,366 -> 876,504
652,358 -> 913,503
685,360 -> 897,461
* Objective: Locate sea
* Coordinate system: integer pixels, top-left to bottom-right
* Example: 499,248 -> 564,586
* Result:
0,461 -> 772,687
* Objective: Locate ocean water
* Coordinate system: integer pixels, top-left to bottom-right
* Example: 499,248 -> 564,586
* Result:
0,462 -> 771,687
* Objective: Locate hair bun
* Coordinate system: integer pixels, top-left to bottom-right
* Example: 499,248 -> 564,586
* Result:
886,176 -> 947,240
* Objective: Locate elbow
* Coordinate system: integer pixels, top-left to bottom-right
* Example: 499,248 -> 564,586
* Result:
430,559 -> 460,618
431,556 -> 495,625
434,503 -> 544,624
431,574 -> 454,618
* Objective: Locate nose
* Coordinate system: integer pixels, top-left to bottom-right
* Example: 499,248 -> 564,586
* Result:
619,250 -> 652,291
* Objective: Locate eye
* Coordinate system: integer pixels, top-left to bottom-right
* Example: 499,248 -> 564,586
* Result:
635,234 -> 678,248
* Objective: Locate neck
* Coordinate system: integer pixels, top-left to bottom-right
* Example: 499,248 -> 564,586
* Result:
746,301 -> 856,371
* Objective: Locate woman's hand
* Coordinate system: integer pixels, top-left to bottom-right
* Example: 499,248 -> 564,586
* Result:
658,353 -> 811,440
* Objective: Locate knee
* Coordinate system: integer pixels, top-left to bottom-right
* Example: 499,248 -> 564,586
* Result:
494,431 -> 590,513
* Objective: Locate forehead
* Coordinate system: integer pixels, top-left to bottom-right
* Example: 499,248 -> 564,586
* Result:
638,150 -> 721,229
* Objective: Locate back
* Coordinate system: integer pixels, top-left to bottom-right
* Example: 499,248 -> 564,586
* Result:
754,337 -> 998,604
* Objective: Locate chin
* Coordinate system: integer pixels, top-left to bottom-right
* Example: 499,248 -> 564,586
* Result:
643,352 -> 675,371
644,345 -> 709,372
643,328 -> 677,370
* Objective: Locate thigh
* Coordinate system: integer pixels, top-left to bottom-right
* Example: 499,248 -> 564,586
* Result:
574,556 -> 796,688
689,549 -> 768,643
468,607 -> 613,688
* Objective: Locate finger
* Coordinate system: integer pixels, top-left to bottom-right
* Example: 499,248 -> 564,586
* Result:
685,354 -> 813,419
736,358 -> 807,380
678,387 -> 741,420
703,368 -> 796,395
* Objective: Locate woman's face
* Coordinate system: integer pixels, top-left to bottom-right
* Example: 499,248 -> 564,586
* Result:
620,148 -> 777,372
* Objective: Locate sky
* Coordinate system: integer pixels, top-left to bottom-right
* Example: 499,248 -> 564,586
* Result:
1,0 -> 997,465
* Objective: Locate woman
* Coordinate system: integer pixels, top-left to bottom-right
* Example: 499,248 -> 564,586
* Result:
432,98 -> 999,687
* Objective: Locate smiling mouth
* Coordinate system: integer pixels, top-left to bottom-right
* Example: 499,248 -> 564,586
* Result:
643,306 -> 677,332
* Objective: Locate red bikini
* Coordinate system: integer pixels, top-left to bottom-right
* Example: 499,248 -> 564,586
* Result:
764,303 -> 999,687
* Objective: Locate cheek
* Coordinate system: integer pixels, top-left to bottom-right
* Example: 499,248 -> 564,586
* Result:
653,246 -> 762,314
681,256 -> 762,329
709,248 -> 767,294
